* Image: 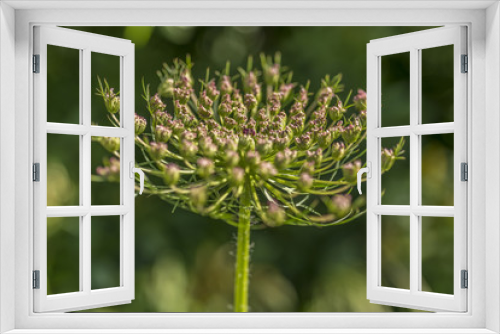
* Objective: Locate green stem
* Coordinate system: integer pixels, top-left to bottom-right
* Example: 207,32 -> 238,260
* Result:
234,180 -> 252,312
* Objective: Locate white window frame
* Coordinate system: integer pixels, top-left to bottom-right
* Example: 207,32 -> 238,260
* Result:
366,26 -> 468,312
1,1 -> 499,333
33,26 -> 136,313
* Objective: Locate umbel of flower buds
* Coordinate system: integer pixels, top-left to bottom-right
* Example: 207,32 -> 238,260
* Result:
101,137 -> 120,152
135,114 -> 147,135
342,121 -> 362,144
96,157 -> 120,182
155,125 -> 172,143
332,142 -> 346,161
239,135 -> 255,151
328,100 -> 346,122
96,54 -> 403,231
353,89 -> 367,111
274,149 -> 297,170
105,88 -> 120,114
295,133 -> 312,150
381,148 -> 397,172
326,194 -> 352,218
229,167 -> 245,187
245,151 -> 261,170
263,201 -> 286,227
298,173 -> 313,191
196,158 -> 215,179
150,93 -> 166,111
154,111 -> 171,125
220,75 -> 233,96
317,130 -> 334,149
164,163 -> 180,186
257,162 -> 277,180
190,186 -> 207,211
158,78 -> 175,98
224,150 -> 240,167
342,160 -> 362,183
180,140 -> 198,158
149,142 -> 168,161
256,138 -> 273,156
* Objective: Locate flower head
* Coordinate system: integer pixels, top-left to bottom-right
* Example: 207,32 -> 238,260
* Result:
96,54 -> 381,228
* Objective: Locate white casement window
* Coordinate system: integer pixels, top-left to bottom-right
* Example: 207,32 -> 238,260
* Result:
365,26 -> 467,312
3,2 -> 500,333
32,26 -> 136,312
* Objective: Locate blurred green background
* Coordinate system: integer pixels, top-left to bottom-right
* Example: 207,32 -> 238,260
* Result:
45,26 -> 455,312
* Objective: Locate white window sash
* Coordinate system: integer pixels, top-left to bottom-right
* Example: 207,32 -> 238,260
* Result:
366,26 -> 468,312
32,26 -> 135,313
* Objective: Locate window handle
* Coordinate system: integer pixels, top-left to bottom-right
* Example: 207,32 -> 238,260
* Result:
129,162 -> 144,195
357,162 -> 371,195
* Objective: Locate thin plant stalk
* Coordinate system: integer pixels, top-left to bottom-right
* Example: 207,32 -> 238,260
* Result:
234,180 -> 252,312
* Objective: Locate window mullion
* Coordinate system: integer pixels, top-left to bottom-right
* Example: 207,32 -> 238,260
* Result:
409,48 -> 420,294
81,48 -> 92,294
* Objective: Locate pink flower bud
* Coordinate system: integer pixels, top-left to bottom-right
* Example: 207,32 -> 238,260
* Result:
196,158 -> 214,179
264,201 -> 286,227
155,125 -> 172,143
135,114 -> 147,135
101,137 -> 120,152
229,167 -> 245,187
149,142 -> 168,161
258,162 -> 277,180
150,93 -> 166,111
190,186 -> 207,211
342,160 -> 362,183
298,173 -> 313,191
180,140 -> 198,158
164,163 -> 180,186
245,151 -> 261,170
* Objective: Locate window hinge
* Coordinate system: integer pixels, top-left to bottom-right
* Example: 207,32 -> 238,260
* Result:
33,54 -> 40,73
33,163 -> 40,182
461,162 -> 468,181
461,54 -> 468,73
33,270 -> 40,289
461,270 -> 468,289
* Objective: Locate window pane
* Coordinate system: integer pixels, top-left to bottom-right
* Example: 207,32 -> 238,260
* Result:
381,136 -> 410,205
421,217 -> 454,294
91,136 -> 121,206
47,134 -> 80,206
47,45 -> 80,124
47,217 -> 80,294
421,45 -> 454,124
381,52 -> 410,127
381,215 -> 410,290
91,215 -> 121,290
92,52 -> 120,127
421,133 -> 454,206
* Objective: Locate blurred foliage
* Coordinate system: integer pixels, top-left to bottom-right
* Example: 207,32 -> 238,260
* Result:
45,26 -> 454,312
